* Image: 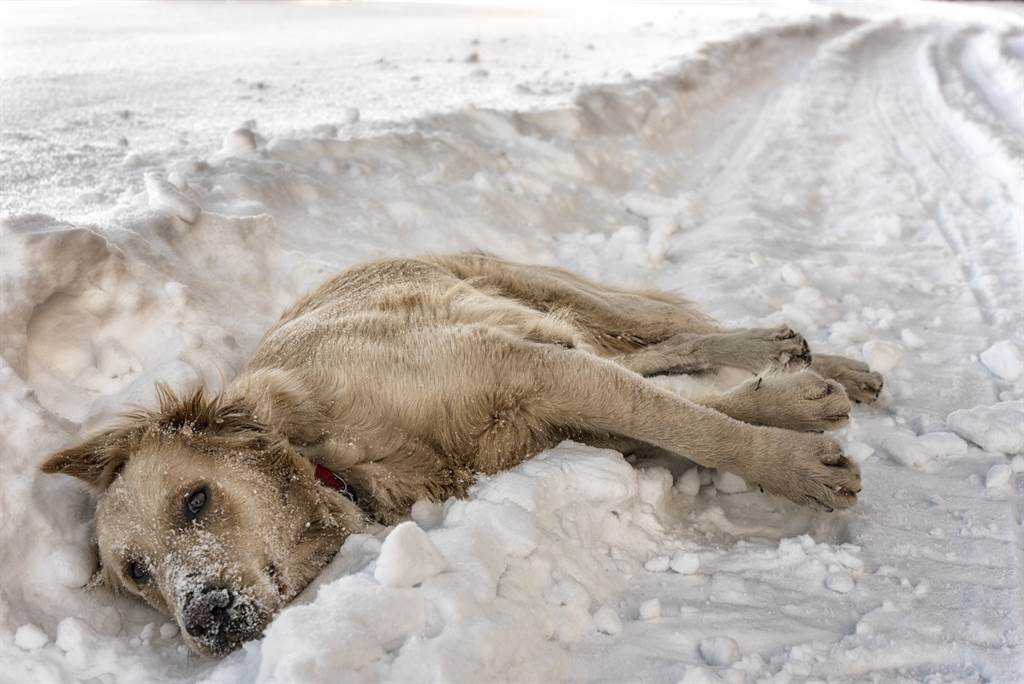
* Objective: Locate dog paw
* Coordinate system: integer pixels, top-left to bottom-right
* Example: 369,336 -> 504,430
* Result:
812,354 -> 883,404
752,432 -> 861,511
735,370 -> 851,432
757,325 -> 812,370
721,326 -> 811,373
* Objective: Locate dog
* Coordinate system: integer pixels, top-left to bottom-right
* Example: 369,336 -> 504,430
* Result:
41,253 -> 882,656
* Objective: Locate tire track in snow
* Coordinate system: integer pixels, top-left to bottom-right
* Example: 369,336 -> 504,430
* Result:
633,18 -> 1023,678
837,22 -> 1019,331
884,29 -> 999,326
917,27 -> 1024,321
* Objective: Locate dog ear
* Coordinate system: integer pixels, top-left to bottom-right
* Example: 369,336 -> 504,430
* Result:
40,426 -> 140,490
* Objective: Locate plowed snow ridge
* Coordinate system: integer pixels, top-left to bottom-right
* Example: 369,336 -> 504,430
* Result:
1,5 -> 1022,684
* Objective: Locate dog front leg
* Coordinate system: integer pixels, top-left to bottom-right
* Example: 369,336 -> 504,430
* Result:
693,370 -> 852,433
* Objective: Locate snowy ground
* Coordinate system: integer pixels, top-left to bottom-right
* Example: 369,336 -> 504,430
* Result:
1,2 -> 1023,683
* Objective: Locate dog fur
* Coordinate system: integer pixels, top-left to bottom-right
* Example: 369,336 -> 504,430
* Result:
41,253 -> 882,656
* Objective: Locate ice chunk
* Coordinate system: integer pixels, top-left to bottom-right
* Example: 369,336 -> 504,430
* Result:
144,173 -> 199,223
698,636 -> 739,666
341,107 -> 361,124
55,617 -> 97,653
985,464 -> 1011,489
676,467 -> 701,496
780,262 -> 807,287
881,431 -> 965,469
900,328 -> 925,349
644,555 -> 670,572
825,571 -> 854,593
639,598 -> 661,620
221,127 -> 260,155
637,467 -> 673,508
14,624 -> 48,651
862,339 -> 902,373
670,550 -> 700,575
712,469 -> 748,494
845,441 -> 875,461
882,433 -> 930,469
593,606 -> 622,636
979,340 -> 1023,381
947,401 -> 1024,454
829,320 -> 871,346
374,522 -> 447,587
410,499 -> 445,530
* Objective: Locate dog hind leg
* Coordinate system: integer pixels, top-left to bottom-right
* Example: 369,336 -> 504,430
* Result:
614,325 -> 813,376
810,354 -> 883,403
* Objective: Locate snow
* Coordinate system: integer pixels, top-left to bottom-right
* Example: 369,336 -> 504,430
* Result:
14,624 -> 49,651
643,555 -> 671,573
881,430 -> 970,471
675,467 -> 703,496
669,551 -> 702,576
373,522 -> 449,588
980,339 -> 1024,381
592,606 -> 623,637
144,173 -> 200,224
779,262 -> 807,288
698,636 -> 740,667
947,400 -> 1024,454
638,599 -> 661,621
861,339 -> 903,374
409,498 -> 446,530
825,571 -> 856,594
985,464 -> 1013,490
2,1 -> 1024,683
711,469 -> 748,495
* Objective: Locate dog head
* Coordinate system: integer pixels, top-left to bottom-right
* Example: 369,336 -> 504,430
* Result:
40,385 -> 363,656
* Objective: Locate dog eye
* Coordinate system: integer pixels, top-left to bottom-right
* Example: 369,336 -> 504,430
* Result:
184,487 -> 209,521
128,560 -> 150,583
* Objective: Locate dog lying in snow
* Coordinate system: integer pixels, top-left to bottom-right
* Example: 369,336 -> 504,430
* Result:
41,253 -> 882,656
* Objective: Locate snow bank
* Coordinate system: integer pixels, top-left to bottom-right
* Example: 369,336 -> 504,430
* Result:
947,401 -> 1024,455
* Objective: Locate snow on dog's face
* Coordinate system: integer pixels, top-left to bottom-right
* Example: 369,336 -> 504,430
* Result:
41,386 -> 360,656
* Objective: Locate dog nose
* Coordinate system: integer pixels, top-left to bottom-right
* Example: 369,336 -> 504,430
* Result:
179,581 -> 271,654
182,584 -> 233,640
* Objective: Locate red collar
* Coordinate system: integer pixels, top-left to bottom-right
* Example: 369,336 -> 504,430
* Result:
314,464 -> 347,491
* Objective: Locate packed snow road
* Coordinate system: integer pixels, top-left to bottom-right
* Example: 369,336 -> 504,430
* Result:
1,3 -> 1022,683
